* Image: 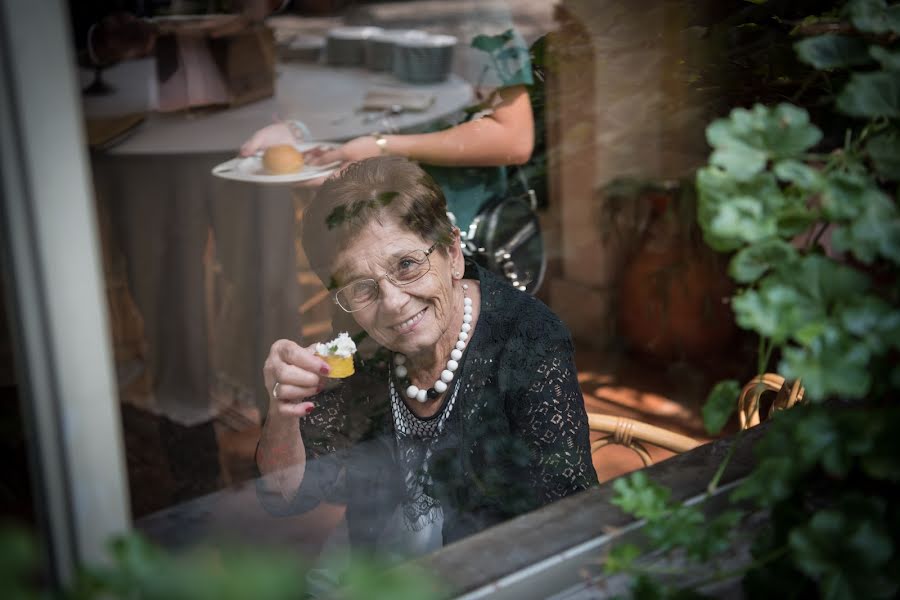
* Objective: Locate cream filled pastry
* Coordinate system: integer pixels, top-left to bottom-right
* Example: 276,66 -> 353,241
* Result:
315,332 -> 357,378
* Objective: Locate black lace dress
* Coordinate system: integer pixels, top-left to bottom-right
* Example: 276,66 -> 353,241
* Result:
257,264 -> 598,551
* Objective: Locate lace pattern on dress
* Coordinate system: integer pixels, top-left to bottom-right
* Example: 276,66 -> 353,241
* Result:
389,374 -> 461,531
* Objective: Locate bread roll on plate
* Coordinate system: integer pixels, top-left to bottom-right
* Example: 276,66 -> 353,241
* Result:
262,144 -> 305,174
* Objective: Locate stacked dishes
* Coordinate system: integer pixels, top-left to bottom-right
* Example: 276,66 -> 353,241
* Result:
279,34 -> 325,62
365,29 -> 430,71
392,34 -> 457,84
325,26 -> 383,66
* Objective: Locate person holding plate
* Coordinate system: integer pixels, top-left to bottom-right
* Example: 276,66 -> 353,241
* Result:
255,156 -> 597,562
240,26 -> 536,234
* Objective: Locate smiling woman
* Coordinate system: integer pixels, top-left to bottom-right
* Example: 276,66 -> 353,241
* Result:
255,156 -> 597,569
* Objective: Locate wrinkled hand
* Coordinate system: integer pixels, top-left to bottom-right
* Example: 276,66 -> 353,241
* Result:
240,122 -> 295,157
263,339 -> 331,418
305,135 -> 382,167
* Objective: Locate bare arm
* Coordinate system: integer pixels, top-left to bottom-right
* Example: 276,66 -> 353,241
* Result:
370,85 -> 534,166
240,85 -> 534,167
256,339 -> 330,501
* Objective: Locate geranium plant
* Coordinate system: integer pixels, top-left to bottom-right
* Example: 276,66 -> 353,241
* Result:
606,1 -> 900,597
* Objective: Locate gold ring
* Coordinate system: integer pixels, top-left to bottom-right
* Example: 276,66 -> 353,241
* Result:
272,382 -> 280,399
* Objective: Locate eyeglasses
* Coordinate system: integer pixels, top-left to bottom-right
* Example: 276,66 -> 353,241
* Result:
333,242 -> 440,313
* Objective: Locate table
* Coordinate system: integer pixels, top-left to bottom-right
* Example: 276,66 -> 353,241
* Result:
82,60 -> 474,152
86,58 -> 473,430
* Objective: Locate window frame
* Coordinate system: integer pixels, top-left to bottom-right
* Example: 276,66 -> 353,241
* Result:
0,0 -> 130,585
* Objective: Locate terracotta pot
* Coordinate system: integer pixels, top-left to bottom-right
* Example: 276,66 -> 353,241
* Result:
619,229 -> 735,361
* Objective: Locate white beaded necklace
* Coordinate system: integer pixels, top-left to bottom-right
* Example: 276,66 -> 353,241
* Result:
395,283 -> 472,403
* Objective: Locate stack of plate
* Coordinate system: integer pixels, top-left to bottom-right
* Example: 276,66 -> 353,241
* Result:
325,26 -> 383,66
278,34 -> 325,62
392,34 -> 457,84
365,29 -> 429,71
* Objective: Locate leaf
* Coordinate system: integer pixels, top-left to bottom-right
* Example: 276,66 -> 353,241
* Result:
790,254 -> 870,306
705,104 -> 823,167
788,510 -> 845,577
604,543 -> 642,574
848,519 -> 893,568
847,0 -> 900,34
773,159 -> 823,191
779,339 -> 871,400
837,72 -> 900,118
869,46 -> 900,71
775,204 -> 818,237
710,196 -> 779,244
702,380 -> 740,435
794,34 -> 872,70
840,295 -> 900,354
821,169 -> 877,220
631,575 -> 667,600
830,191 -> 900,264
866,130 -> 900,180
732,454 -> 798,505
325,205 -> 347,230
709,139 -> 768,180
731,279 -> 820,343
729,239 -> 798,283
611,471 -> 670,520
376,191 -> 399,206
696,167 -> 786,251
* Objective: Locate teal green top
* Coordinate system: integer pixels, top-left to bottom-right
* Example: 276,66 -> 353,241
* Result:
424,28 -> 533,233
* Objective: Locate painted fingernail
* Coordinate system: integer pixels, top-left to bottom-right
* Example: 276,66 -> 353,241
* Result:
305,405 -> 315,415
319,364 -> 330,376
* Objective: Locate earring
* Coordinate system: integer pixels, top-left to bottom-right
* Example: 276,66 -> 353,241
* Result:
453,270 -> 461,279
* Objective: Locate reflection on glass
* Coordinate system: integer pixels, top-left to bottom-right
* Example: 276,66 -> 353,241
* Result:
77,0 -> 793,593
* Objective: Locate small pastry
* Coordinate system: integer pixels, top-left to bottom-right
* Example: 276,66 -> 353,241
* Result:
262,144 -> 304,174
315,332 -> 357,378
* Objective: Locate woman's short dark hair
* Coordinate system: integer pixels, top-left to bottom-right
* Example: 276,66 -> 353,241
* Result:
301,156 -> 454,288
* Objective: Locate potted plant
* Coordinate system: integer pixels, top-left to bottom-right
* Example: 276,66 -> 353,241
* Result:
600,178 -> 738,362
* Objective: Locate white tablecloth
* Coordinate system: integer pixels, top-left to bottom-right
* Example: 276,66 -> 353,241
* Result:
82,59 -> 473,152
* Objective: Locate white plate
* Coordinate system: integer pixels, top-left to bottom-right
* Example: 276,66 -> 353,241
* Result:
211,142 -> 342,185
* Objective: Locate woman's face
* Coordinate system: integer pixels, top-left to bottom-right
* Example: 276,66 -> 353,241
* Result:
332,219 -> 462,359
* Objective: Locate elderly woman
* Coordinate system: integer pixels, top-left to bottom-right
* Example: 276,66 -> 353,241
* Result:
256,156 -> 596,559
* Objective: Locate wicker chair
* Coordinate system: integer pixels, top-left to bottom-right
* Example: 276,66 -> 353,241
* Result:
737,373 -> 805,430
587,413 -> 701,467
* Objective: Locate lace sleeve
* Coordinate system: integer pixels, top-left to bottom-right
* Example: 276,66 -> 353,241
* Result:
502,316 -> 598,505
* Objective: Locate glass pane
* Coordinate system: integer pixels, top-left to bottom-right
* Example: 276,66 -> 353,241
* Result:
0,259 -> 45,584
61,0 -> 814,594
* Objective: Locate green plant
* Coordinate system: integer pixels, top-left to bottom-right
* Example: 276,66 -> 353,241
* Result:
0,524 -> 443,600
606,0 -> 900,597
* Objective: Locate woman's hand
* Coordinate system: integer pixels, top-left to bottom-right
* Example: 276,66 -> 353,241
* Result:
263,339 -> 332,419
239,122 -> 295,157
305,135 -> 382,166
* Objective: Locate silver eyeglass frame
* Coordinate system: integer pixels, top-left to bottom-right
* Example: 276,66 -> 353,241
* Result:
333,241 -> 440,313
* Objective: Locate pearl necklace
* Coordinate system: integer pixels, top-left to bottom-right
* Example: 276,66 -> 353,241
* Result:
395,283 -> 472,403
